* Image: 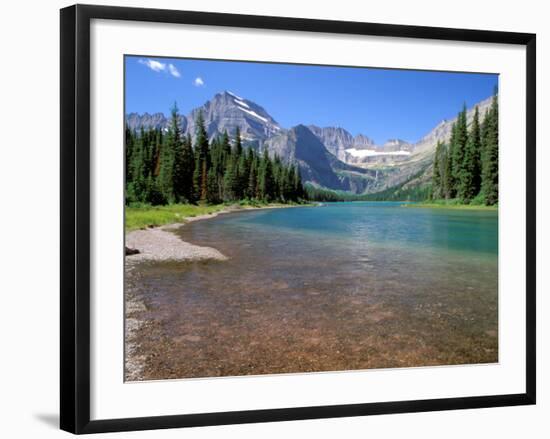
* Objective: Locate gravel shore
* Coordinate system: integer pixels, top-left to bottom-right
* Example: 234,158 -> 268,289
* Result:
125,204 -> 309,263
126,226 -> 227,262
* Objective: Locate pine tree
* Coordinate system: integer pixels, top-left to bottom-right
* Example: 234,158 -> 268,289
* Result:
129,128 -> 147,202
451,105 -> 468,196
125,127 -> 135,184
143,129 -> 161,179
443,141 -> 454,199
223,153 -> 239,201
247,156 -> 258,199
444,124 -> 457,198
292,164 -> 305,200
233,127 -> 243,157
432,141 -> 443,199
481,93 -> 499,205
207,136 -> 223,201
220,131 -> 231,168
158,121 -> 176,203
206,168 -> 220,204
192,111 -> 211,202
258,149 -> 275,201
237,152 -> 250,199
458,106 -> 482,203
272,155 -> 283,201
153,131 -> 163,178
169,103 -> 188,203
141,128 -> 159,179
281,166 -> 294,202
181,134 -> 195,202
145,173 -> 165,205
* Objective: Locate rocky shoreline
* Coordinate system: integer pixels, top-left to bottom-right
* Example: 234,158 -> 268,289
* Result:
125,204 -> 308,263
124,204 -> 313,380
125,226 -> 227,263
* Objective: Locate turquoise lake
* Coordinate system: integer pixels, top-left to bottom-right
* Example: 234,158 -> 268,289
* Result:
128,202 -> 498,380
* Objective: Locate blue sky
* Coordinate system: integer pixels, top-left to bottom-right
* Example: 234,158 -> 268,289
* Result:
125,56 -> 498,144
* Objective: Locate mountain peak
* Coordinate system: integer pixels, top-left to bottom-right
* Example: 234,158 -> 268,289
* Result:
383,139 -> 409,147
293,124 -> 310,132
185,90 -> 281,145
353,134 -> 375,148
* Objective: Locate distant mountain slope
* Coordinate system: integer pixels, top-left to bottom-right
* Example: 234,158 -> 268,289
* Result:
126,112 -> 187,132
413,95 -> 492,154
307,125 -> 412,166
371,95 -> 494,196
263,125 -> 344,190
307,125 -> 361,161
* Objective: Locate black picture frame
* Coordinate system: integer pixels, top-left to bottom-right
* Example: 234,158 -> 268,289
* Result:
60,4 -> 536,434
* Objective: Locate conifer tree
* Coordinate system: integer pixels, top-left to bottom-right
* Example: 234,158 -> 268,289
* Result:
233,127 -> 243,157
206,168 -> 220,204
444,124 -> 457,198
145,173 -> 165,205
192,111 -> 211,202
247,156 -> 258,199
220,131 -> 231,168
458,106 -> 481,203
206,136 -> 221,201
223,153 -> 239,201
142,129 -> 160,180
129,128 -> 147,202
153,131 -> 163,178
451,105 -> 468,195
125,127 -> 135,184
292,164 -> 304,200
181,134 -> 195,202
158,119 -> 176,203
281,166 -> 294,201
481,93 -> 499,205
169,103 -> 188,203
237,153 -> 249,199
432,141 -> 443,199
272,155 -> 283,200
259,149 -> 275,201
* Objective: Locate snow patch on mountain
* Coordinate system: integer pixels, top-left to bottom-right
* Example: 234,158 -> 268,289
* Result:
234,99 -> 250,109
236,106 -> 269,123
345,148 -> 411,158
226,90 -> 243,100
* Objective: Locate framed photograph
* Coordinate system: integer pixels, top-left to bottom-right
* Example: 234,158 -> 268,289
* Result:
60,4 -> 536,434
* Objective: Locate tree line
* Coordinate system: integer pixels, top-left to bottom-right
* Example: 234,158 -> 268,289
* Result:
126,104 -> 306,206
305,172 -> 431,203
431,92 -> 499,205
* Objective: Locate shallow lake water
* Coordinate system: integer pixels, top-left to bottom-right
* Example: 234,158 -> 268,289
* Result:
126,202 -> 498,380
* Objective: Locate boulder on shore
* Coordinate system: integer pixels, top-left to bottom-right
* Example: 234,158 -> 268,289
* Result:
125,246 -> 140,256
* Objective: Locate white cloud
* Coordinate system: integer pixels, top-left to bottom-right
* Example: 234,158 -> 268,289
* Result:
138,58 -> 181,79
168,63 -> 181,78
138,58 -> 166,72
193,77 -> 205,87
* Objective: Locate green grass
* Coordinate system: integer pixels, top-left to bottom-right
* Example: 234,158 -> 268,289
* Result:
125,203 -> 227,231
125,200 -> 311,231
406,198 -> 498,211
